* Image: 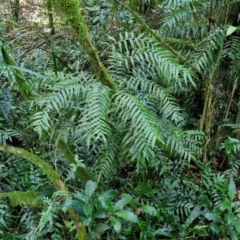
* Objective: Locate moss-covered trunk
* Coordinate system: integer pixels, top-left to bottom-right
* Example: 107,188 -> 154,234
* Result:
51,0 -> 118,90
0,144 -> 87,239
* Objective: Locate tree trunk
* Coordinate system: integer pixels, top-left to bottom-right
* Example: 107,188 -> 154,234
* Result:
51,0 -> 118,90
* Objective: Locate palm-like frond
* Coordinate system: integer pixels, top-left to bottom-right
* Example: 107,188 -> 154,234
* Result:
125,76 -> 183,123
163,125 -> 200,162
30,72 -> 94,135
113,91 -> 164,160
79,84 -> 112,147
191,28 -> 225,72
0,129 -> 19,146
94,138 -> 118,182
109,32 -> 194,87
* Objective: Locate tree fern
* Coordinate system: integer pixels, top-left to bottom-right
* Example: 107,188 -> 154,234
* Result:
26,34 -> 202,177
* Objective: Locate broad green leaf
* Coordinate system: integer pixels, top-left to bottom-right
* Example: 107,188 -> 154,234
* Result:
204,213 -> 222,222
142,205 -> 158,216
102,190 -> 118,199
234,207 -> 240,213
110,216 -> 122,233
94,209 -> 108,219
229,178 -> 236,201
220,199 -> 231,211
232,200 -> 240,209
229,231 -> 238,240
92,223 -> 110,233
115,210 -> 138,223
186,205 -> 201,226
99,197 -> 114,213
85,180 -> 97,199
233,220 -> 240,234
153,228 -> 174,237
209,223 -> 221,235
227,213 -> 235,224
114,194 -> 132,211
83,218 -> 91,226
226,26 -> 237,36
83,203 -> 92,218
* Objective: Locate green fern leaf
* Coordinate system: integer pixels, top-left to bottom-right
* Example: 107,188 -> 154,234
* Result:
79,84 -> 112,147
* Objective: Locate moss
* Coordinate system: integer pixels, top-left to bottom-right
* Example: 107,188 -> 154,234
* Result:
0,191 -> 42,206
0,144 -> 87,239
0,144 -> 65,190
51,0 -> 118,90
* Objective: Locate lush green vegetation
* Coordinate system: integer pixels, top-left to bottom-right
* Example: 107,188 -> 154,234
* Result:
0,0 -> 240,239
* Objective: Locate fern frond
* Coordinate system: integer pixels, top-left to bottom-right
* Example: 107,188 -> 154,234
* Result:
94,138 -> 118,182
30,110 -> 52,137
163,125 -> 201,162
192,28 -> 225,72
0,129 -> 19,146
201,172 -> 227,206
30,72 -> 94,136
36,72 -> 92,111
114,91 -> 164,160
159,0 -> 206,39
37,201 -> 54,234
224,158 -> 240,177
161,6 -> 192,29
184,130 -> 205,155
109,32 -> 194,87
126,76 -> 184,123
220,137 -> 240,155
79,84 -> 112,147
164,0 -> 194,8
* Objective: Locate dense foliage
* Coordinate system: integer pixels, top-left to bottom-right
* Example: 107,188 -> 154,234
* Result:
0,0 -> 240,239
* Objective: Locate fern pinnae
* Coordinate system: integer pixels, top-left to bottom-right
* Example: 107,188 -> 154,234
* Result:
126,77 -> 183,123
192,28 -> 225,72
110,32 -> 194,87
29,73 -> 94,136
94,138 -> 118,182
0,129 -> 19,146
79,84 -> 112,147
114,91 -> 164,160
163,125 -> 197,162
30,110 -> 53,137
